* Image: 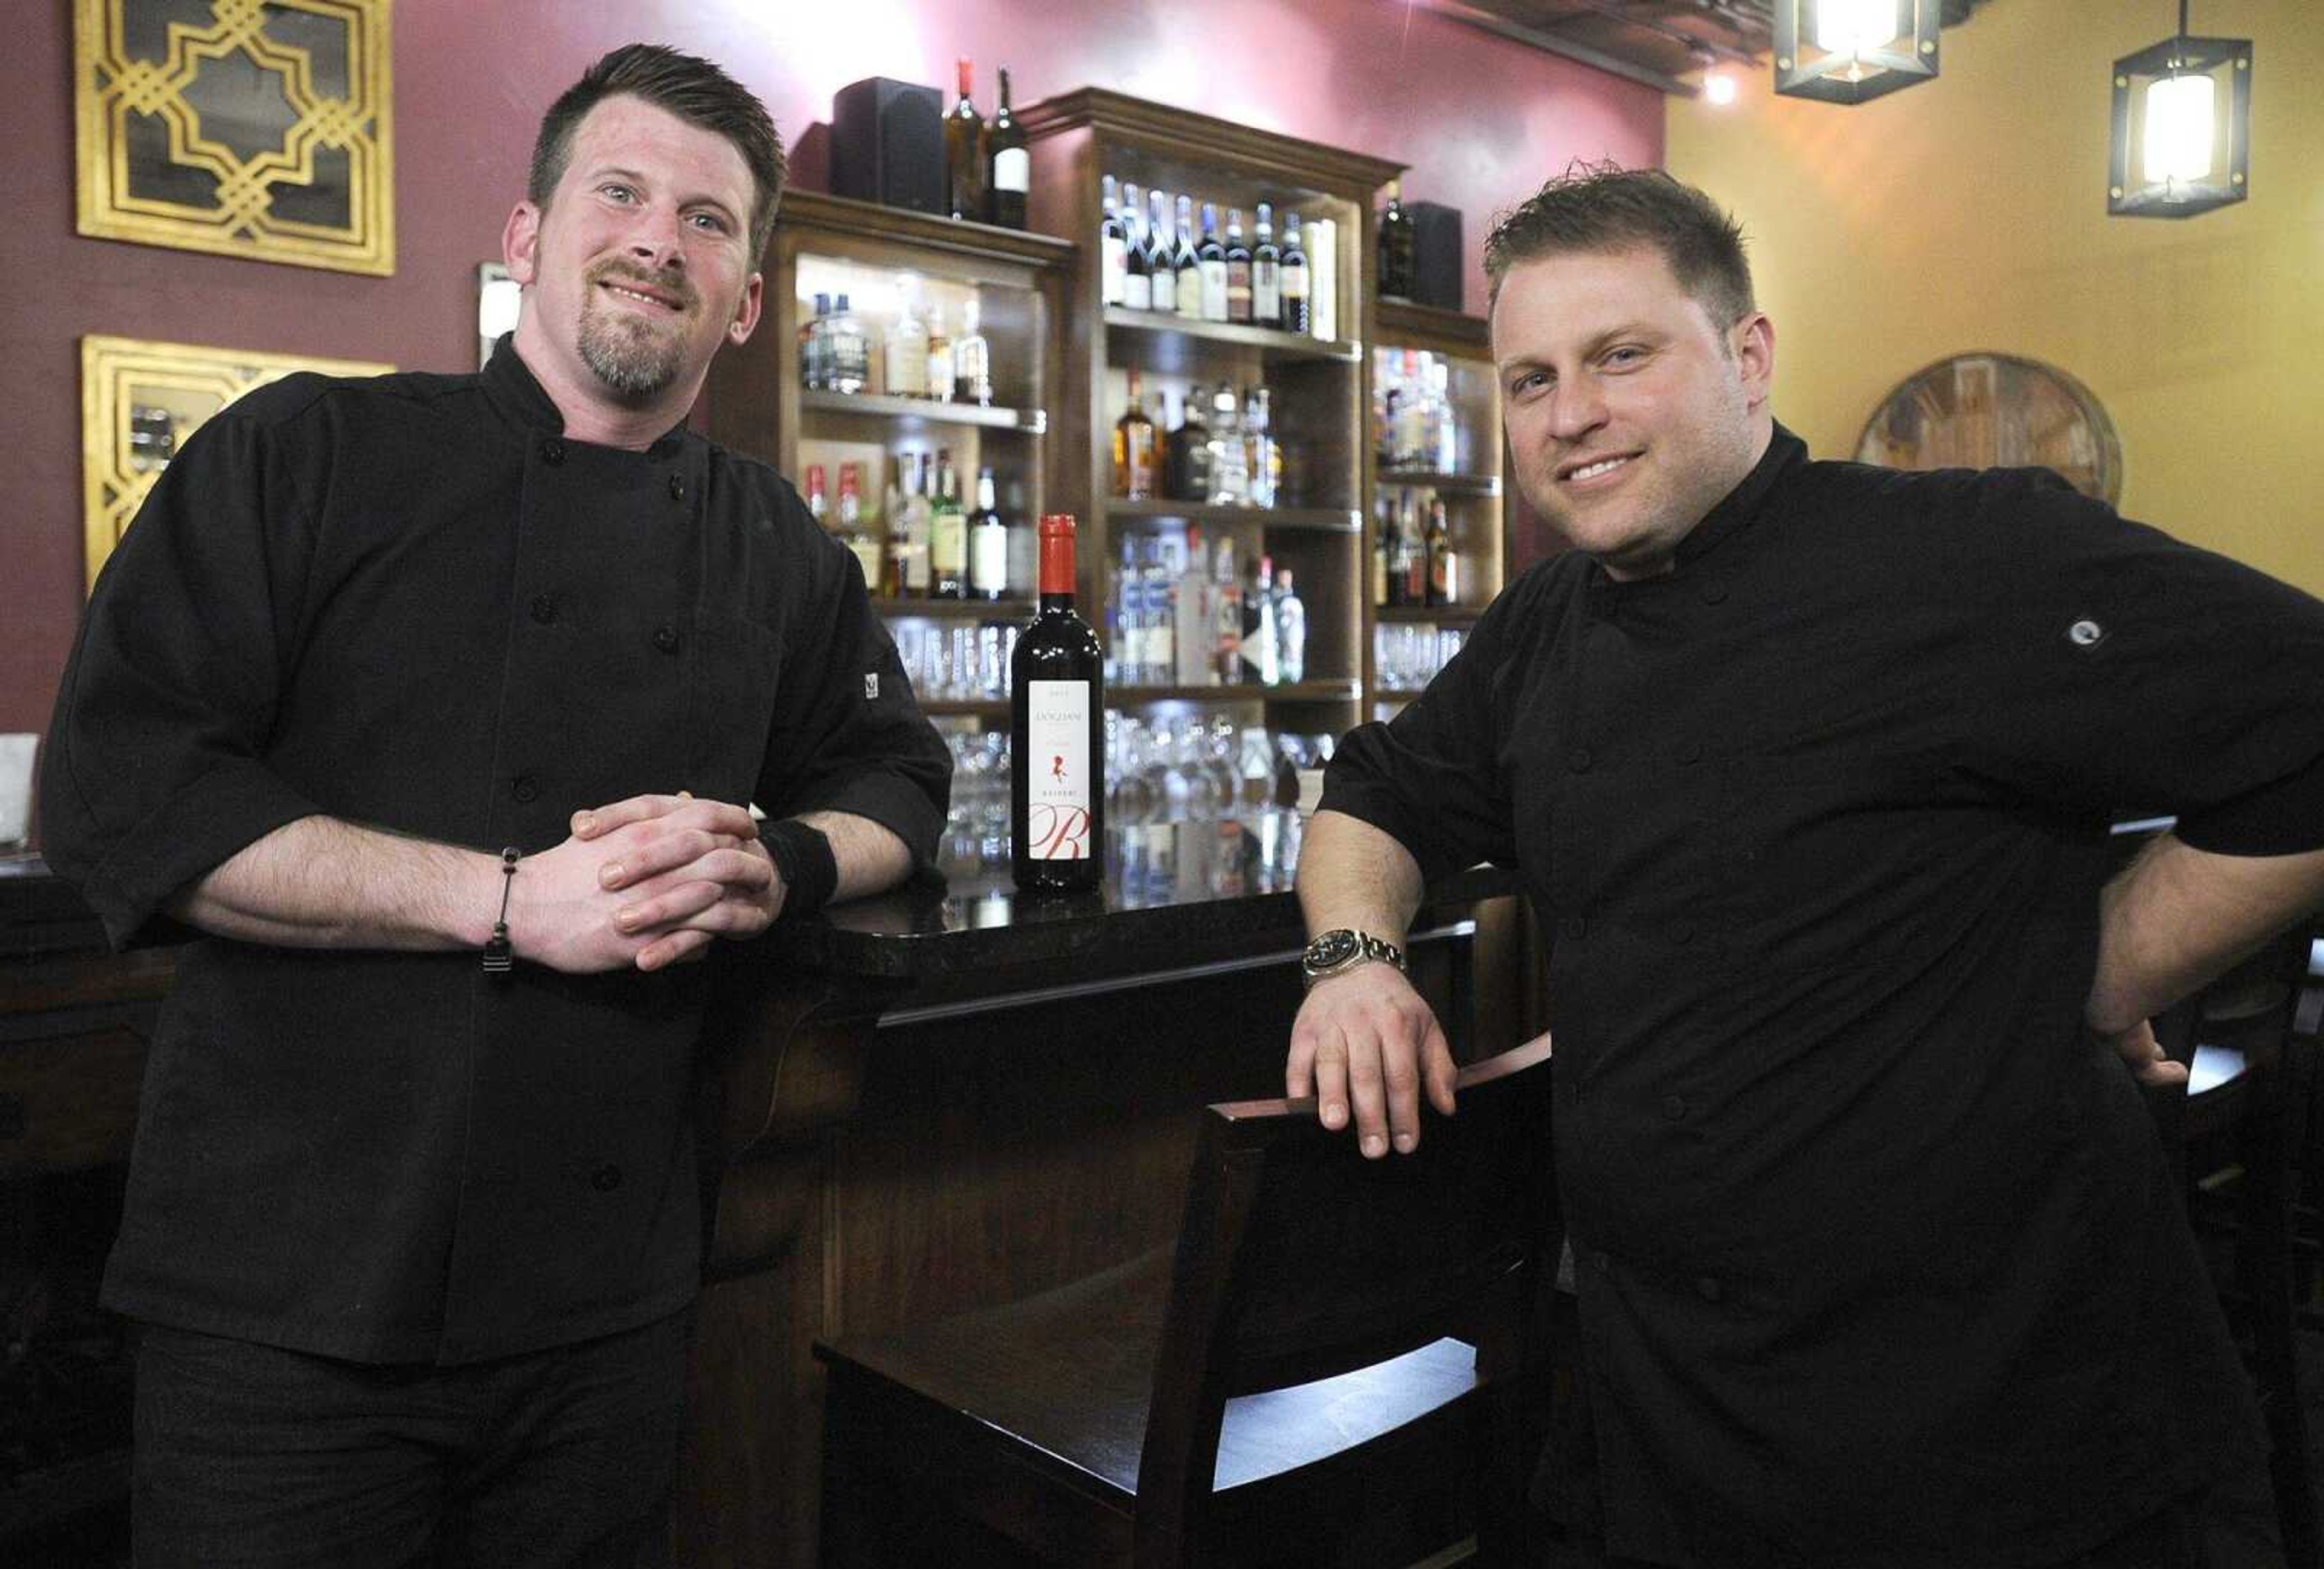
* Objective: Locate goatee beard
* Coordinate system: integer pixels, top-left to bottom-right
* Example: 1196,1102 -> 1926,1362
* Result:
577,265 -> 696,400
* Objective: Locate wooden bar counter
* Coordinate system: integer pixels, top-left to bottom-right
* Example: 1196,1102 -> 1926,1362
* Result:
1,824 -> 1530,1568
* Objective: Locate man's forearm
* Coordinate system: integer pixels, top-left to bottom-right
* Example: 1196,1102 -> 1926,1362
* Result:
2087,832 -> 2324,1032
798,809 -> 915,903
166,814 -> 497,950
1296,809 -> 1426,943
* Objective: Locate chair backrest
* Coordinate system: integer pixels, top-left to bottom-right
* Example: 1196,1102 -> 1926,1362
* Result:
1134,1036 -> 1558,1559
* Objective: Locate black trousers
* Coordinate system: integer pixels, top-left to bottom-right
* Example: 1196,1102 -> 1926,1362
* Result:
130,1308 -> 691,1568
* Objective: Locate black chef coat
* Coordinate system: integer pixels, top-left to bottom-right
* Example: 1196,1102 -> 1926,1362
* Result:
1321,427 -> 2324,1566
41,340 -> 951,1365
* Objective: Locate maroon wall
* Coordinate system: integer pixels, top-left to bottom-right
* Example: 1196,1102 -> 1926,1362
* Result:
2,0 -> 1658,778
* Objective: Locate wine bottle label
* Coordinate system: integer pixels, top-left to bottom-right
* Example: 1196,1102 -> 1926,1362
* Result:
1026,680 -> 1094,860
932,515 -> 967,574
1200,261 -> 1229,321
1254,262 -> 1280,321
993,148 -> 1029,192
848,537 -> 884,590
1123,272 -> 1151,311
1103,238 -> 1127,305
971,525 -> 1009,592
1176,267 -> 1204,317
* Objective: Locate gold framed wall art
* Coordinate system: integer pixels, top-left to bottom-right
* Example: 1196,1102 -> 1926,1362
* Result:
81,335 -> 395,590
74,0 -> 395,275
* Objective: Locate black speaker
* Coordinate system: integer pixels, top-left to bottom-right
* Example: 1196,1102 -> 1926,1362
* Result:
830,77 -> 944,216
1407,201 -> 1465,312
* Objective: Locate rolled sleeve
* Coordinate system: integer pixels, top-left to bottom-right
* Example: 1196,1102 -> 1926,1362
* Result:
40,404 -> 324,949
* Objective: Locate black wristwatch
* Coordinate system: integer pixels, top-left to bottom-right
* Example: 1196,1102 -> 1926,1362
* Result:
1301,928 -> 1407,989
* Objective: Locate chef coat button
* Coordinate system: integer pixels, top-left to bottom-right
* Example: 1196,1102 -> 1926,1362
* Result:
1675,738 -> 1702,765
542,437 -> 565,465
669,474 -> 686,501
591,1163 -> 624,1192
2067,618 -> 2104,647
1663,1094 -> 1689,1121
1559,915 -> 1587,941
511,774 -> 539,803
1670,919 -> 1698,945
1695,1274 -> 1725,1303
1590,1250 -> 1610,1274
652,624 -> 681,655
1567,748 -> 1594,773
530,594 -> 558,625
1701,582 -> 1728,605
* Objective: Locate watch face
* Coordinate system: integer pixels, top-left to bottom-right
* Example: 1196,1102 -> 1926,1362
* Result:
1305,929 -> 1360,971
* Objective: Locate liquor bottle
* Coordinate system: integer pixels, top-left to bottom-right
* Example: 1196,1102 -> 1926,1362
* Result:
801,293 -> 831,390
1100,176 -> 1128,306
1196,203 -> 1228,322
1224,208 -> 1252,324
1210,534 -> 1242,683
1141,536 -> 1176,685
1274,568 -> 1305,684
1172,195 -> 1202,316
1377,179 -> 1416,301
1241,552 -> 1279,685
985,65 -> 1028,228
1207,384 -> 1246,505
931,449 -> 968,598
1428,356 -> 1461,473
952,296 -> 993,406
1121,182 -> 1151,310
893,452 -> 934,597
837,462 -> 883,591
1401,490 -> 1428,606
1113,534 -> 1141,686
1113,370 -> 1157,499
945,59 -> 988,223
827,294 -> 868,394
1011,515 -> 1104,892
1166,382 -> 1211,501
1252,202 -> 1281,330
1278,212 -> 1311,337
1385,488 -> 1416,608
1425,492 -> 1459,607
970,467 -> 1010,601
884,278 -> 929,398
924,303 -> 954,404
1393,350 -> 1430,467
804,462 -> 829,527
1307,217 -> 1339,341
1174,524 -> 1213,685
1242,386 -> 1278,510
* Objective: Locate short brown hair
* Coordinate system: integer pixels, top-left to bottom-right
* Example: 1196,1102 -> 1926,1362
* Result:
529,44 -> 786,263
1485,162 -> 1754,330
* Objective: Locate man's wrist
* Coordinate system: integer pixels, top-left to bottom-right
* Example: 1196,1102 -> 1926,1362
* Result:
1301,927 -> 1408,990
761,819 -> 838,921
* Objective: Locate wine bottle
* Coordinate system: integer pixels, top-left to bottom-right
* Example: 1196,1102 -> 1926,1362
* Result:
1144,188 -> 1177,314
970,467 -> 1009,601
1252,202 -> 1281,329
1172,195 -> 1203,316
1100,176 -> 1128,306
1196,203 -> 1228,322
1121,182 -> 1151,310
1377,179 -> 1416,301
944,59 -> 988,223
1224,208 -> 1253,324
1113,370 -> 1157,499
986,65 -> 1028,228
1012,515 -> 1104,892
1279,211 -> 1311,335
1426,492 -> 1459,607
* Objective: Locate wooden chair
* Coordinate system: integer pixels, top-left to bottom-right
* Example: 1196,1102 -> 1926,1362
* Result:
815,1036 -> 1560,1568
2148,924 -> 2319,1565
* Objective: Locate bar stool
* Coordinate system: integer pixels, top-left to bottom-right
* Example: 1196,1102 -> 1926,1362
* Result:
814,1036 -> 1560,1567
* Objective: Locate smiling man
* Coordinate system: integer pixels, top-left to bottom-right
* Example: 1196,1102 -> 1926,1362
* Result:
1287,166 -> 2324,1566
41,44 -> 949,1567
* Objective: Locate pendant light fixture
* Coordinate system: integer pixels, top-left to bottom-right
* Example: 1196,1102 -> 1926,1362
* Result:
2109,1 -> 2251,217
1773,0 -> 1940,104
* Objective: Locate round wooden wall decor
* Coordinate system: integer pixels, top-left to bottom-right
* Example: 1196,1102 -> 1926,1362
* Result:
1856,353 -> 2122,506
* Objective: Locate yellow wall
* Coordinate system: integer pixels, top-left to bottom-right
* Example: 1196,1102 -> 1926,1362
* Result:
1666,0 -> 2323,596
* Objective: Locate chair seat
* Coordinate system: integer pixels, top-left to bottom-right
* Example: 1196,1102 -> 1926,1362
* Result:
818,1248 -> 1480,1503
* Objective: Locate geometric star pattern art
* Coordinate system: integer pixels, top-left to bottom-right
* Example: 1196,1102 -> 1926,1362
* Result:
75,0 -> 394,275
82,335 -> 395,592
